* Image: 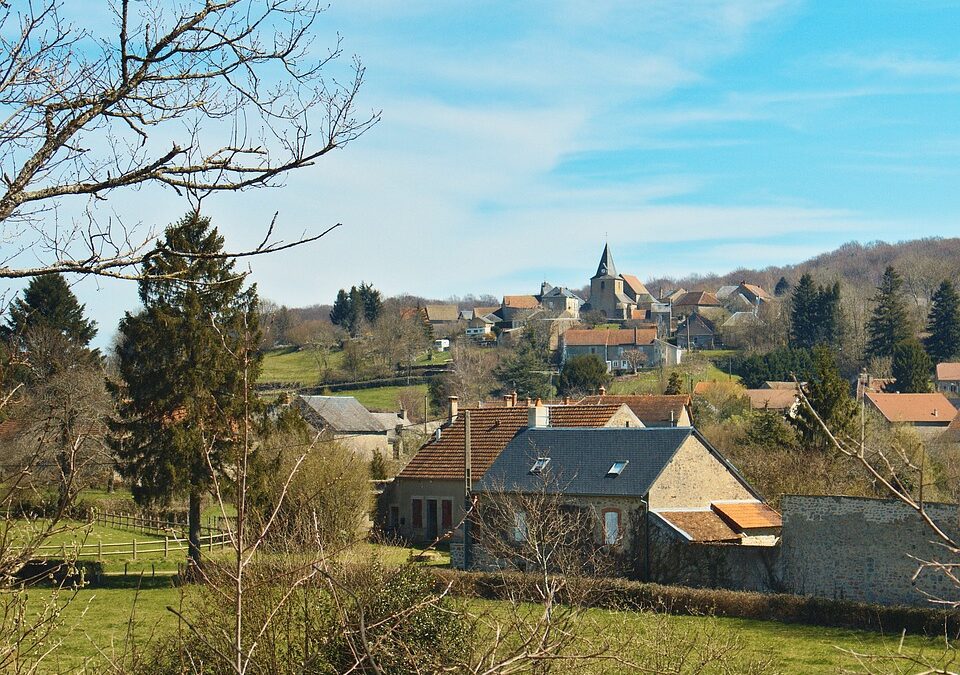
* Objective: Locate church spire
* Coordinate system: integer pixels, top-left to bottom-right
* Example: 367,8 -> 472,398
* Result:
593,243 -> 618,279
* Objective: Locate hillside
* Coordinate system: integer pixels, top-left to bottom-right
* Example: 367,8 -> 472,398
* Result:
646,237 -> 960,300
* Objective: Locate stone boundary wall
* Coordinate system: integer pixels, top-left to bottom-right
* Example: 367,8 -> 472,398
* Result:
780,495 -> 960,607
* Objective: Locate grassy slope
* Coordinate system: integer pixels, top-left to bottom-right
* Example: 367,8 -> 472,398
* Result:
609,350 -> 740,395
260,347 -> 451,386
332,384 -> 428,412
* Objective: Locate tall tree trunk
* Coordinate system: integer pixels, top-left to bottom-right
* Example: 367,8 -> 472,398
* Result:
188,490 -> 202,573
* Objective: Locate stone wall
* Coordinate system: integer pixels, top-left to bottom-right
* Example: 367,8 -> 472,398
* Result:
648,435 -> 756,509
780,495 -> 960,607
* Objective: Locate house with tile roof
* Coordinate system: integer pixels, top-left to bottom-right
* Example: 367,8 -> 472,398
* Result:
743,388 -> 800,416
577,393 -> 692,427
936,362 -> 960,397
864,391 -> 957,437
676,311 -> 718,350
472,426 -> 778,576
293,395 -> 392,459
421,304 -> 461,337
561,327 -> 682,370
671,290 -> 722,318
381,398 -> 641,543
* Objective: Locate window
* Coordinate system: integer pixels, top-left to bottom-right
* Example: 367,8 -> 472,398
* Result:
411,498 -> 423,529
600,281 -> 605,290
389,505 -> 399,527
441,499 -> 453,530
513,511 -> 528,542
530,457 -> 550,474
607,460 -> 628,476
603,509 -> 620,546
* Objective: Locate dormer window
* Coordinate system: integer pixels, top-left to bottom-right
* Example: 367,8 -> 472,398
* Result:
607,460 -> 628,476
530,457 -> 550,474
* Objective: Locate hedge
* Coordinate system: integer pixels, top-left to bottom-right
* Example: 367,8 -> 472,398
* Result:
429,569 -> 960,636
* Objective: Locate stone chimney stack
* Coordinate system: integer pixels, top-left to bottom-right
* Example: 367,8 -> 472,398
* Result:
503,394 -> 513,408
528,402 -> 549,428
599,385 -> 607,396
512,391 -> 518,406
447,396 -> 459,423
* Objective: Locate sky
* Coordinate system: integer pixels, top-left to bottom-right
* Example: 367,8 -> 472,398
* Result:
9,1 -> 960,347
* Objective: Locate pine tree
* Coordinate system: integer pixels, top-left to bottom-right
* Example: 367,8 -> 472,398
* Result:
4,273 -> 97,346
329,288 -> 354,330
358,282 -> 383,324
891,338 -> 932,393
812,281 -> 843,348
109,212 -> 260,570
792,346 -> 857,451
789,273 -> 817,348
664,371 -> 684,395
774,276 -> 790,297
866,266 -> 912,359
924,280 -> 960,364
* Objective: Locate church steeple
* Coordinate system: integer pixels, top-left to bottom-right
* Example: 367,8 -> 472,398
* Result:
593,243 -> 618,279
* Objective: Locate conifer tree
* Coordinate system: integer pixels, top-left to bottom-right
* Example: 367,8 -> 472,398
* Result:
891,338 -> 932,393
109,212 -> 260,570
664,371 -> 684,395
329,288 -> 354,331
792,346 -> 857,451
789,273 -> 817,348
866,266 -> 912,359
557,354 -> 610,397
774,276 -> 790,297
4,273 -> 97,346
924,280 -> 960,364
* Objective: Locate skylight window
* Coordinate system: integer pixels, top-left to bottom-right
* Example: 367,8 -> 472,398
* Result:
607,460 -> 628,476
530,457 -> 550,474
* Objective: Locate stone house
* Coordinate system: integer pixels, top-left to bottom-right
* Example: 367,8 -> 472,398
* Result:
561,327 -> 682,370
381,398 -> 642,543
671,290 -> 722,318
743,388 -> 800,416
422,304 -> 460,337
465,314 -> 494,339
936,362 -> 960,397
676,311 -> 717,350
293,395 -> 391,459
538,284 -> 584,318
471,426 -> 778,578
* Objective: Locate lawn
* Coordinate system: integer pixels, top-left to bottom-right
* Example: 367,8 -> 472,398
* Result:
333,384 -> 429,412
609,350 -> 740,396
259,346 -> 335,385
24,575 -> 954,674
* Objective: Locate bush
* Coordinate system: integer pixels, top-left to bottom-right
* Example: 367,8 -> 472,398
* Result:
430,569 -> 960,636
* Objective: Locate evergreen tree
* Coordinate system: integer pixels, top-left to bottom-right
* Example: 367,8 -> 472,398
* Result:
891,338 -> 932,393
812,281 -> 843,348
664,371 -> 684,395
792,346 -> 857,451
924,280 -> 960,364
494,333 -> 553,400
109,212 -> 260,570
774,276 -> 790,297
4,273 -> 97,346
789,273 -> 817,348
557,354 -> 610,397
866,266 -> 912,359
329,288 -> 354,331
358,282 -> 383,324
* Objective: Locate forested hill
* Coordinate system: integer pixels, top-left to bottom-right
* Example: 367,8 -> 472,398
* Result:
647,237 -> 960,296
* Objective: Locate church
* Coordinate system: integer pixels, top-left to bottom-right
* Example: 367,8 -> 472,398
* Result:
581,244 -> 656,320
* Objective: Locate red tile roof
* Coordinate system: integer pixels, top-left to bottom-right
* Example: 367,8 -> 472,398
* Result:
865,392 -> 957,424
562,328 -> 657,347
673,291 -> 721,307
937,363 -> 960,381
655,510 -> 741,543
621,274 -> 652,299
743,389 -> 798,411
577,394 -> 690,425
712,501 -> 781,530
503,295 -> 540,309
398,403 -> 630,481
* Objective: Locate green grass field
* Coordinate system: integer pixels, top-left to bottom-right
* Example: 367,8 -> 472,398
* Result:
609,350 -> 740,395
23,576 -> 953,674
333,384 -> 429,412
259,346 -> 335,385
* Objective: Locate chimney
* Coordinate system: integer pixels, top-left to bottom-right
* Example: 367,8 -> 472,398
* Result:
525,397 -> 533,407
512,391 -> 518,406
528,402 -> 549,428
447,396 -> 459,423
599,385 -> 607,396
563,395 -> 571,405
503,394 -> 513,408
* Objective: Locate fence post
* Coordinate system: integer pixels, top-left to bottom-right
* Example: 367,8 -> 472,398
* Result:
98,540 -> 102,561
133,538 -> 137,561
164,537 -> 168,559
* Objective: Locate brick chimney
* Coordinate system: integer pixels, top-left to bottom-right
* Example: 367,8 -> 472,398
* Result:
447,395 -> 459,423
528,402 -> 549,428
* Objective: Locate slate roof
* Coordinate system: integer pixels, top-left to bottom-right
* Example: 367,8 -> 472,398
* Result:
937,363 -> 960,381
865,392 -> 957,424
577,394 -> 690,426
295,395 -> 385,433
398,403 -> 631,481
371,411 -> 409,431
562,328 -> 657,347
723,311 -> 763,327
423,304 -> 460,323
764,381 -> 800,390
476,427 -> 694,496
716,285 -> 739,300
653,510 -> 741,543
594,243 -> 618,279
542,286 -> 584,303
678,312 -> 716,334
674,290 -> 722,307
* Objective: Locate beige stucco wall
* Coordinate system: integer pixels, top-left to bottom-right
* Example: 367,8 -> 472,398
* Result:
384,478 -> 467,543
648,435 -> 754,509
333,432 -> 390,461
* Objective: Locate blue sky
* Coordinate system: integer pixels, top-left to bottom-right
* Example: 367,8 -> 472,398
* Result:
18,1 -> 960,346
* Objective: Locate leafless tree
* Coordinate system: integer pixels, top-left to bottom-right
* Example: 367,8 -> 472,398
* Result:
0,0 -> 378,280
622,349 -> 647,374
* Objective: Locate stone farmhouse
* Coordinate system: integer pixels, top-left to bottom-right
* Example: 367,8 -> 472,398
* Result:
293,394 -> 391,459
936,362 -> 960,397
578,393 -> 692,427
676,312 -> 718,350
864,391 -> 957,436
560,327 -> 683,370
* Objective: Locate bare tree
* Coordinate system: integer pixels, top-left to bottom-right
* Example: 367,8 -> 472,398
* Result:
0,0 -> 378,280
622,349 -> 647,374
